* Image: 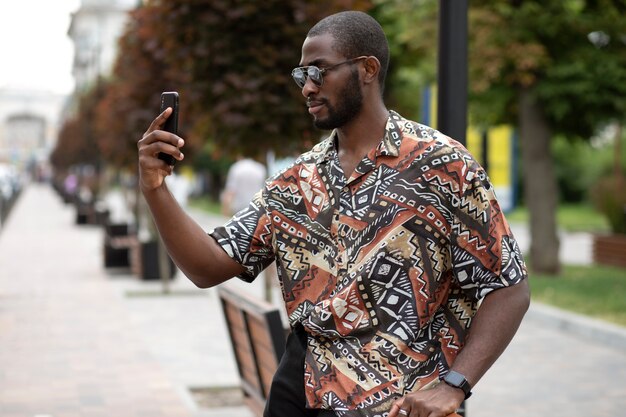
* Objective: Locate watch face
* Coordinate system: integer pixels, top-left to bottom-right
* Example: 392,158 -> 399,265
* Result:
445,371 -> 465,387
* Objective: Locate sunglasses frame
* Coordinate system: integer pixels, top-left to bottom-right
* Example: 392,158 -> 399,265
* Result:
291,56 -> 369,89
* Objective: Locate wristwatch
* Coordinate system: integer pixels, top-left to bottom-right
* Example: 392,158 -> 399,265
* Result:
443,370 -> 473,399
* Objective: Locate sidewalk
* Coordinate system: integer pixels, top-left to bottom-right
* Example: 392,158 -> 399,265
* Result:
508,222 -> 594,266
0,184 -> 253,417
0,185 -> 193,416
1,183 -> 625,417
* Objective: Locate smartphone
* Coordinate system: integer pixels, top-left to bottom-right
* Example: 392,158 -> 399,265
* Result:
158,91 -> 179,166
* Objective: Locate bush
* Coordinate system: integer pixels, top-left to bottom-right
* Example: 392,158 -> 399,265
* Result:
591,175 -> 626,234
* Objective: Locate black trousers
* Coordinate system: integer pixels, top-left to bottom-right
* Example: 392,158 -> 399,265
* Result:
264,325 -> 337,417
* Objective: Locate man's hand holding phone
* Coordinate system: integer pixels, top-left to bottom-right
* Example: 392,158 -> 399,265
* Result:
137,92 -> 185,192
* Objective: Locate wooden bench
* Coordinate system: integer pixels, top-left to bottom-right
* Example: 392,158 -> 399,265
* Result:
593,234 -> 626,268
218,286 -> 287,416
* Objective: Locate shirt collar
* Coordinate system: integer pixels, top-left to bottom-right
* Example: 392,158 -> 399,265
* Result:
316,110 -> 405,164
378,110 -> 404,157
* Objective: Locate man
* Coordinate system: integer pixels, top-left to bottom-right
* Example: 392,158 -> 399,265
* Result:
137,11 -> 529,417
221,155 -> 267,216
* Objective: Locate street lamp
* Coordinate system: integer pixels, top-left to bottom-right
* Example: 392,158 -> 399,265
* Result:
437,0 -> 468,146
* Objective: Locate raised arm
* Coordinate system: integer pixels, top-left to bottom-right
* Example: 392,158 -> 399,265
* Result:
137,108 -> 245,288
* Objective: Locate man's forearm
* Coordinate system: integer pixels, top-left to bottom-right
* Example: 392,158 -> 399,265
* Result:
142,184 -> 244,287
449,279 -> 530,387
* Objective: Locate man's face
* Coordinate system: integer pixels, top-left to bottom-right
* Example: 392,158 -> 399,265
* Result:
313,66 -> 362,130
298,34 -> 363,130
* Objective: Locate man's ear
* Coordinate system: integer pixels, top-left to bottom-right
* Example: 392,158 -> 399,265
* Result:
362,56 -> 381,85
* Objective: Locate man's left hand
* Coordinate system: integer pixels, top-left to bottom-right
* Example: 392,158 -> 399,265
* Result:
388,383 -> 464,417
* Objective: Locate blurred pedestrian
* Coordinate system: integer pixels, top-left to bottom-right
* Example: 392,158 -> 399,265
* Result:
165,171 -> 192,208
63,172 -> 78,197
220,156 -> 267,216
137,10 -> 529,417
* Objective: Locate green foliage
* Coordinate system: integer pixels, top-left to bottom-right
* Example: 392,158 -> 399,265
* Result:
370,0 -> 438,120
57,0 -> 626,200
591,175 -> 626,234
506,203 -> 610,233
530,264 -> 626,326
468,0 -> 626,137
536,47 -> 626,139
550,135 -> 618,203
370,0 -> 626,137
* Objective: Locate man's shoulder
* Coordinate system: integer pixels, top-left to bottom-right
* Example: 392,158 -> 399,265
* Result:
390,111 -> 471,156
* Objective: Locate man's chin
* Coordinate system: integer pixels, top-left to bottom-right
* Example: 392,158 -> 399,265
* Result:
313,116 -> 335,131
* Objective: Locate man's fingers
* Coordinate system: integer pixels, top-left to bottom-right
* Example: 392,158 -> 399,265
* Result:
139,153 -> 174,172
149,141 -> 184,159
139,130 -> 185,151
388,400 -> 403,417
138,142 -> 185,169
145,107 -> 172,134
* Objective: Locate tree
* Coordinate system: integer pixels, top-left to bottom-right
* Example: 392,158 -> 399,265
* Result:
146,0 -> 373,159
373,0 -> 626,274
94,0 -> 373,172
51,84 -> 106,172
90,0 -> 375,290
94,5 -> 184,171
470,0 -> 626,273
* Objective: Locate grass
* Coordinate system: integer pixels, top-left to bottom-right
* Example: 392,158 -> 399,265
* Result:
506,203 -> 610,233
529,264 -> 626,327
507,203 -> 625,326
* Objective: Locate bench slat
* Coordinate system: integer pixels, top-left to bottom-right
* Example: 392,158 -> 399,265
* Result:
219,286 -> 287,416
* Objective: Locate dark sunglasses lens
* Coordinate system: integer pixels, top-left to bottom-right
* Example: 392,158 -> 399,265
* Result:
292,66 -> 323,88
292,68 -> 307,88
307,67 -> 322,86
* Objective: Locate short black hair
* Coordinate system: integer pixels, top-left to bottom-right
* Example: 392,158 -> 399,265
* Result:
307,11 -> 390,94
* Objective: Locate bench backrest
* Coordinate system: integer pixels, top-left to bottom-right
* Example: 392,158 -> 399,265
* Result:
218,286 -> 286,416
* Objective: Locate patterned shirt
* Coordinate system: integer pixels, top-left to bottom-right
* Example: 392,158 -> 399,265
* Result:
211,111 -> 527,417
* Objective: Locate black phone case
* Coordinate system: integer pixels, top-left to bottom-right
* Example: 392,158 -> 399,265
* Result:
158,91 -> 179,166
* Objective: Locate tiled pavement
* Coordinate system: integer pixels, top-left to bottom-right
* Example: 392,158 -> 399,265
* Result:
1,183 -> 626,417
0,185 -> 195,417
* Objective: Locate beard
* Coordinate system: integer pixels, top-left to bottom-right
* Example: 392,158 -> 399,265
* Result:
313,69 -> 363,130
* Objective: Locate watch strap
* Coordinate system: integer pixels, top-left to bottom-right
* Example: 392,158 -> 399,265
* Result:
443,370 -> 473,400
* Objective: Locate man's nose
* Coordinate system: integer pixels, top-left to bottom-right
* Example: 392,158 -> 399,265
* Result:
301,77 -> 319,98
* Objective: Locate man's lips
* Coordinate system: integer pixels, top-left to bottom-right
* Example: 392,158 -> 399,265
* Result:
307,99 -> 325,115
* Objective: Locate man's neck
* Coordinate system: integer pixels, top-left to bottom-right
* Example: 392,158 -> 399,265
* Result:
335,101 -> 389,178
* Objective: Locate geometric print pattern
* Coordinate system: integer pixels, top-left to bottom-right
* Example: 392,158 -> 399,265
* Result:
211,111 -> 528,416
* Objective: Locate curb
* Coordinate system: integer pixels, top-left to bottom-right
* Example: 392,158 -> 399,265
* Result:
526,301 -> 626,351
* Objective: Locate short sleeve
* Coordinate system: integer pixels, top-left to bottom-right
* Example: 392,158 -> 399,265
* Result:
209,190 -> 275,282
450,158 -> 528,301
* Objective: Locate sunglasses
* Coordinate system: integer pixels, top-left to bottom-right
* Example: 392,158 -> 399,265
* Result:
291,56 -> 368,89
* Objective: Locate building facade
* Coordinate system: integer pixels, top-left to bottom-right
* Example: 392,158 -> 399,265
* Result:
0,88 -> 67,169
0,0 -> 138,172
68,0 -> 139,92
